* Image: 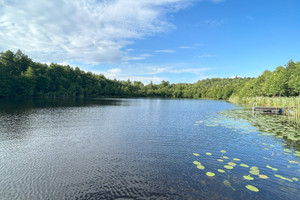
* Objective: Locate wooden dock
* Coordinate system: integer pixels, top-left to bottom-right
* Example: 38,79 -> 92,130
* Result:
253,107 -> 283,115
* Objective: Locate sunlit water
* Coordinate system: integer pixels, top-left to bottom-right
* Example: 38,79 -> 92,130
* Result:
0,98 -> 299,200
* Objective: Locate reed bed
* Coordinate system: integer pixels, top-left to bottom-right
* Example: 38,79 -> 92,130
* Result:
229,96 -> 300,126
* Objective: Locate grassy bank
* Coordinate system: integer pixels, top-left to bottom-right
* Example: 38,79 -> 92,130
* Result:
229,96 -> 300,126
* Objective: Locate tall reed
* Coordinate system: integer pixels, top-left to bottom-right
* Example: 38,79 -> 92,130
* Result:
229,96 -> 300,126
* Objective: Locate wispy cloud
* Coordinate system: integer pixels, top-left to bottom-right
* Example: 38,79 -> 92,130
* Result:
122,54 -> 152,61
146,66 -> 210,75
210,0 -> 226,3
92,68 -> 165,84
156,49 -> 175,53
91,65 -> 210,84
197,54 -> 216,58
0,0 -> 192,64
179,46 -> 192,49
205,19 -> 224,27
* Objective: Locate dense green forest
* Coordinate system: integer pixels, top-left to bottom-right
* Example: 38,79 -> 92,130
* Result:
0,50 -> 299,99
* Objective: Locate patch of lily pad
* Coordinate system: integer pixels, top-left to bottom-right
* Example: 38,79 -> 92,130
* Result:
243,175 -> 254,180
224,165 -> 234,170
206,172 -> 215,177
245,185 -> 259,192
240,164 -> 249,168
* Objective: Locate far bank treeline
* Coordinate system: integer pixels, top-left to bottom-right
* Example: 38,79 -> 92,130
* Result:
0,50 -> 299,99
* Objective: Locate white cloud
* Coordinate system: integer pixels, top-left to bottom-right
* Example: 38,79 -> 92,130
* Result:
92,68 -> 165,84
156,49 -> 175,53
0,0 -> 192,64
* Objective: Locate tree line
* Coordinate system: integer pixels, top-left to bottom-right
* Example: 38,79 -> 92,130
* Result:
0,50 -> 299,99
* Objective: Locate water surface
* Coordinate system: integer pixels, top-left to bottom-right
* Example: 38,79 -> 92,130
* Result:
0,98 -> 299,199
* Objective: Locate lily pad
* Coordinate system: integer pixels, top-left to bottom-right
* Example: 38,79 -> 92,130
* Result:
258,174 -> 268,179
246,185 -> 259,192
220,150 -> 226,153
224,165 -> 234,170
222,156 -> 229,159
284,148 -> 292,153
193,161 -> 201,165
249,170 -> 259,175
193,153 -> 200,156
233,158 -> 240,161
240,164 -> 249,168
228,162 -> 236,166
289,160 -> 298,164
292,178 -> 299,181
206,152 -> 212,156
243,175 -> 254,180
206,172 -> 215,177
197,165 -> 205,170
218,169 -> 225,173
217,159 -> 224,162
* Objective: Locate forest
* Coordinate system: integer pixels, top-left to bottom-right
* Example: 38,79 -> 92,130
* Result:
0,50 -> 299,99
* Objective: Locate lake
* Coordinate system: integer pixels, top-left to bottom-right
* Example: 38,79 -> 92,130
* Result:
0,98 -> 299,200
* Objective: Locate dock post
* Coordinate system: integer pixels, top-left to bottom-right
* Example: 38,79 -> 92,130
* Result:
253,102 -> 257,114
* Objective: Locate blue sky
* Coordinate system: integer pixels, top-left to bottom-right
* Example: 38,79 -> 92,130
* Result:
1,0 -> 300,84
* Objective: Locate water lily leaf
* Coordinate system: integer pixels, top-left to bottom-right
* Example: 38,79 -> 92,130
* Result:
206,172 -> 215,177
258,174 -> 268,179
228,162 -> 236,166
193,153 -> 200,156
289,160 -> 298,164
284,148 -> 292,153
217,159 -> 224,162
206,152 -> 212,156
193,161 -> 201,165
218,169 -> 225,173
220,150 -> 226,153
292,177 -> 299,181
233,158 -> 240,161
222,156 -> 229,159
249,170 -> 259,175
224,165 -> 234,170
197,165 -> 205,170
243,175 -> 254,180
246,185 -> 259,192
240,164 -> 249,168
262,143 -> 267,145
250,166 -> 258,170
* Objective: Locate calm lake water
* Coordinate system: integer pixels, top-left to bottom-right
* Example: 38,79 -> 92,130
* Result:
0,98 -> 299,200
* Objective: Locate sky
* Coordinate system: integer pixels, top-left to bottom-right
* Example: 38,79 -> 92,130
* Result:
1,0 -> 300,84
